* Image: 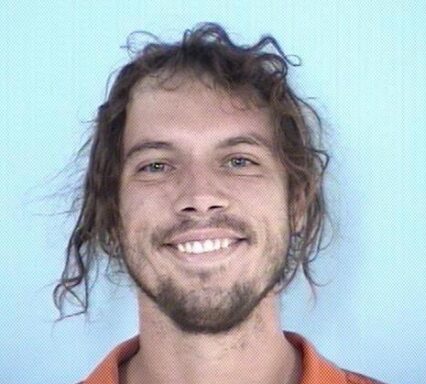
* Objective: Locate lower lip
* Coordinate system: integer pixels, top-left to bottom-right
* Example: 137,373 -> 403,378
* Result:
163,240 -> 247,265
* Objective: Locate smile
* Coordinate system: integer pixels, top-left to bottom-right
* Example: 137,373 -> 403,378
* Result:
163,238 -> 247,265
174,238 -> 239,254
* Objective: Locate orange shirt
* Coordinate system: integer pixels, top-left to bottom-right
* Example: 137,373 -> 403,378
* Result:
82,331 -> 386,384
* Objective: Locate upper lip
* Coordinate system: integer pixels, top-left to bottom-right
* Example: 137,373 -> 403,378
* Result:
165,228 -> 246,245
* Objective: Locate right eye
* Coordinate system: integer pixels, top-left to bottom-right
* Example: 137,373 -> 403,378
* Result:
137,162 -> 172,173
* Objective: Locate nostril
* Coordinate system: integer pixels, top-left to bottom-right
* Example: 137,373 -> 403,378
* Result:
181,207 -> 197,212
179,204 -> 225,214
208,205 -> 225,212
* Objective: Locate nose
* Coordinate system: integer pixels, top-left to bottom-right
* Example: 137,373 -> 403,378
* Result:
173,167 -> 230,216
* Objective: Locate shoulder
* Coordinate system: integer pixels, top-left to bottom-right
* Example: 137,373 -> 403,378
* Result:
343,369 -> 388,384
284,331 -> 388,384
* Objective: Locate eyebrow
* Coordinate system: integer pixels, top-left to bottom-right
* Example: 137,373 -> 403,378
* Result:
124,141 -> 175,163
217,134 -> 273,152
124,133 -> 274,162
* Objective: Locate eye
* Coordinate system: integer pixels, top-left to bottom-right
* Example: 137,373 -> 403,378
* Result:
137,162 -> 172,173
225,157 -> 258,168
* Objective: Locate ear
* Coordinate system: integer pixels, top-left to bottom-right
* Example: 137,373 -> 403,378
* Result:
289,186 -> 307,234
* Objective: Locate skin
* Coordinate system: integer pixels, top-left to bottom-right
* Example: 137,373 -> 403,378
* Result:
118,77 -> 301,384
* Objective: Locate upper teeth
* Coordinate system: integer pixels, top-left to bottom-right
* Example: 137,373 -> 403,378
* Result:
175,238 -> 235,254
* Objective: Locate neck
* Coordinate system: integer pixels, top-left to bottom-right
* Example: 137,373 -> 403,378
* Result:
120,292 -> 301,384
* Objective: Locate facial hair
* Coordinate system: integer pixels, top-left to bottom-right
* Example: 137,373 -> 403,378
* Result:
121,214 -> 289,334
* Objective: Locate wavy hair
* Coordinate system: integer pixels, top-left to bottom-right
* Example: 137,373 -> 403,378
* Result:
53,22 -> 331,319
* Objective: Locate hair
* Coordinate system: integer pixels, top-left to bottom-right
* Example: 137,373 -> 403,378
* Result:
53,22 -> 331,319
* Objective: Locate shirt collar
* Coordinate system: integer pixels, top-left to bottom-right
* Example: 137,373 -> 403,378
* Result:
85,331 -> 347,384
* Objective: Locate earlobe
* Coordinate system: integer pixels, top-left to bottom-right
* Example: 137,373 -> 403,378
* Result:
289,189 -> 307,234
294,215 -> 306,235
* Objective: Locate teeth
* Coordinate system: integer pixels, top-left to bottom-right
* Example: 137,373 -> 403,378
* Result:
177,243 -> 185,252
221,238 -> 230,248
174,238 -> 237,254
202,239 -> 215,252
192,242 -> 204,254
184,242 -> 192,253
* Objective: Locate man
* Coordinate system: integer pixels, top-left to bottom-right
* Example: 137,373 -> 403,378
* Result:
54,23 -> 386,384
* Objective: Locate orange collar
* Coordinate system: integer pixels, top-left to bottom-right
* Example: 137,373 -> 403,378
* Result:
84,331 -> 366,384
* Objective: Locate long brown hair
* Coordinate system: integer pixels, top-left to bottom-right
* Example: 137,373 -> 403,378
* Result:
53,22 -> 331,319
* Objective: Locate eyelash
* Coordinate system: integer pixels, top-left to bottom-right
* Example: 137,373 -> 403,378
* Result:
137,157 -> 258,174
138,162 -> 172,173
225,157 -> 257,168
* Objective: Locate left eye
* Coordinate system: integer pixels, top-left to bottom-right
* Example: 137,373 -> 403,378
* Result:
226,157 -> 257,168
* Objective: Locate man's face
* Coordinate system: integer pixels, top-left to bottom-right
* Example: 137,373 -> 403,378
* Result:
119,78 -> 291,334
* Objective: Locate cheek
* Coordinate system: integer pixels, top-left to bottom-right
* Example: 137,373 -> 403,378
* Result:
120,183 -> 171,219
120,186 -> 139,224
236,179 -> 288,213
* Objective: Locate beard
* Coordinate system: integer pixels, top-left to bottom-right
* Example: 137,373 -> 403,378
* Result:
121,215 -> 289,335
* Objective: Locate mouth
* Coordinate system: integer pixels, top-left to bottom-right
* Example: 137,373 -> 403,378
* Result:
162,238 -> 247,264
166,237 -> 245,253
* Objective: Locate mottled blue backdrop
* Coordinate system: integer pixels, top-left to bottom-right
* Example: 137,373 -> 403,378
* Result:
1,1 -> 425,383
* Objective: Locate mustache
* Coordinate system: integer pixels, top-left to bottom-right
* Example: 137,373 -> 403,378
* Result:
152,213 -> 256,246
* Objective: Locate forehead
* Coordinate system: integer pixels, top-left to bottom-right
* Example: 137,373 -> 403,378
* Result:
124,77 -> 274,151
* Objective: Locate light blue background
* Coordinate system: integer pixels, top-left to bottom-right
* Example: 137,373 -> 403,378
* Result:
1,1 -> 425,383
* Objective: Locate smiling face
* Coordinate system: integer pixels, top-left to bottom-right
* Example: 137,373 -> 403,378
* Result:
119,78 -> 291,334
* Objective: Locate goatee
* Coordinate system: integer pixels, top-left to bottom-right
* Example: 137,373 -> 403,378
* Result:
125,254 -> 286,334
